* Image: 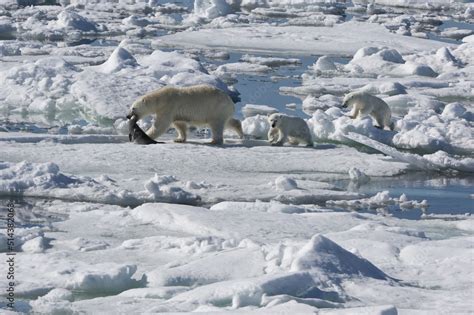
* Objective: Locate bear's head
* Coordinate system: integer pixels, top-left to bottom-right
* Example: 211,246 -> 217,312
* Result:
342,93 -> 356,108
268,113 -> 284,129
127,95 -> 154,120
342,91 -> 366,108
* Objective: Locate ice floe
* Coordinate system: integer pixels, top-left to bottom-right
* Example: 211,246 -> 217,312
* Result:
0,1 -> 473,314
0,161 -> 200,206
158,21 -> 446,55
0,43 -> 231,122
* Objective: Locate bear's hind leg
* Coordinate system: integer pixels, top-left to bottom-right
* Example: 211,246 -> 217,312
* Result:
227,118 -> 244,139
146,123 -> 168,140
383,113 -> 394,130
288,137 -> 299,145
209,121 -> 225,145
372,113 -> 385,129
301,134 -> 314,147
173,121 -> 187,143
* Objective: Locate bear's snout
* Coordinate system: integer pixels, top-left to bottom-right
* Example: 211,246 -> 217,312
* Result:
126,108 -> 136,120
271,121 -> 277,128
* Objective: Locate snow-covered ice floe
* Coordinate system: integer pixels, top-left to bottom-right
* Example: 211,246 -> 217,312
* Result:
0,41 -> 231,123
345,132 -> 474,173
158,21 -> 447,55
0,0 -> 473,313
1,199 -> 472,313
0,134 -> 414,205
276,41 -> 474,170
0,161 -> 200,206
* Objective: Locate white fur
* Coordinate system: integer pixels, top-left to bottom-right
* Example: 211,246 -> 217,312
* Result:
343,91 -> 393,130
267,113 -> 313,146
129,85 -> 243,144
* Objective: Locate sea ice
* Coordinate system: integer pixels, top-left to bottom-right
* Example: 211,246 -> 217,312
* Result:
0,161 -> 200,206
242,114 -> 272,138
158,21 -> 446,55
0,2 -> 472,313
242,104 -> 278,117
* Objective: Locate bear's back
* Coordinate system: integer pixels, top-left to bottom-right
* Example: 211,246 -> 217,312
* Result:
145,85 -> 226,101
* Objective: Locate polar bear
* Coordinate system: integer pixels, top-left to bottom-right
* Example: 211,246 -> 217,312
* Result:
342,91 -> 394,130
267,113 -> 313,146
127,85 -> 243,144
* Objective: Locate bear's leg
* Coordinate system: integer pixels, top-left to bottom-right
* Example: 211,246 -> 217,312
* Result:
383,114 -> 394,130
227,118 -> 244,139
146,118 -> 170,140
268,128 -> 279,143
350,107 -> 360,119
209,121 -> 225,145
301,133 -> 314,147
173,121 -> 187,143
288,137 -> 299,145
302,126 -> 314,147
371,113 -> 385,129
272,131 -> 287,146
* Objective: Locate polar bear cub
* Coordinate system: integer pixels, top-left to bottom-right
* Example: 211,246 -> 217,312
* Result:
267,113 -> 313,146
127,85 -> 243,144
343,91 -> 394,130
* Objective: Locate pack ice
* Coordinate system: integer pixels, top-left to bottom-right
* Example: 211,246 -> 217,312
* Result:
0,0 -> 473,314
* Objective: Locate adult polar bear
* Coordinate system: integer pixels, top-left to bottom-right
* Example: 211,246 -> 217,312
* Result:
343,91 -> 394,130
127,85 -> 243,144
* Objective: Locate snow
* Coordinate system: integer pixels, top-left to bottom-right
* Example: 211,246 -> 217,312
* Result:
240,54 -> 301,67
242,114 -> 271,138
290,234 -> 389,280
21,236 -> 46,253
2,197 -> 472,313
93,46 -> 138,74
53,10 -> 99,33
348,167 -> 370,184
0,161 -> 200,206
289,41 -> 472,156
214,62 -> 271,76
0,43 -> 230,122
274,176 -> 298,191
313,56 -> 337,71
194,0 -> 234,19
327,190 -> 428,212
303,94 -> 341,112
242,104 -> 278,117
354,0 -> 465,10
66,264 -> 145,293
345,132 -> 474,173
158,21 -> 447,56
345,46 -> 438,78
0,1 -> 473,314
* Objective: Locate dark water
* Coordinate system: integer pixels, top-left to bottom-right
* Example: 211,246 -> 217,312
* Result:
207,52 -> 317,119
345,174 -> 474,219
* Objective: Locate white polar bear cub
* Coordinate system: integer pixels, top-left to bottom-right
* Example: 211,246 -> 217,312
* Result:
267,113 -> 313,146
343,91 -> 394,130
127,85 -> 243,144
